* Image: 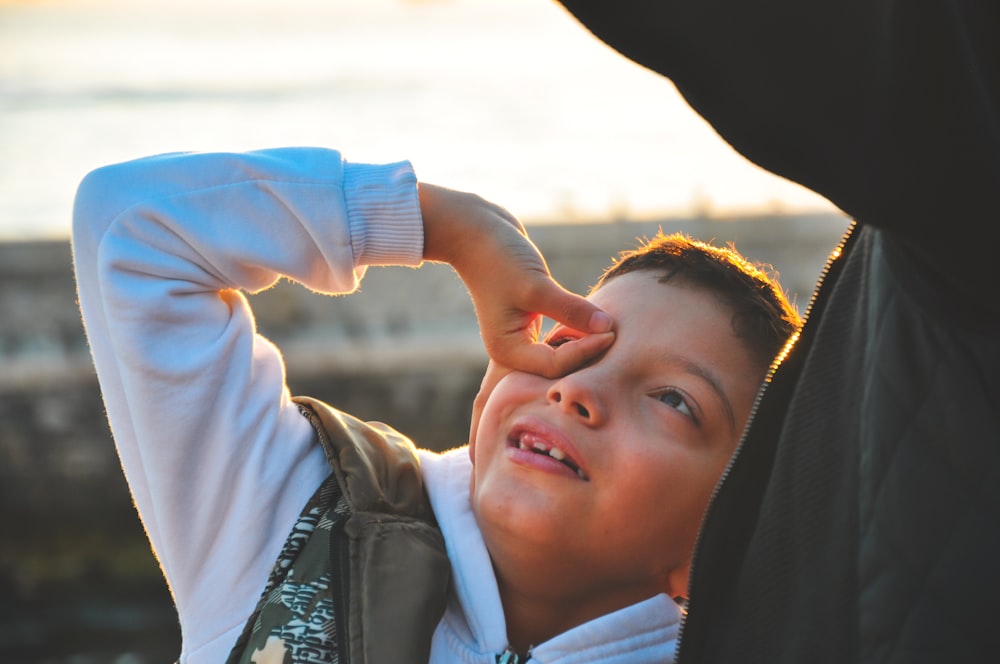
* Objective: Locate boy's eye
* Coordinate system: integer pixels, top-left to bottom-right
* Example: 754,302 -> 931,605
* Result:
545,334 -> 576,348
655,388 -> 695,419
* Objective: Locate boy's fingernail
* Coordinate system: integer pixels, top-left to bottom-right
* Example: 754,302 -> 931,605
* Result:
589,311 -> 613,333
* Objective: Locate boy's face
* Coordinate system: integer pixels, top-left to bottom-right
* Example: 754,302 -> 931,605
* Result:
470,270 -> 764,601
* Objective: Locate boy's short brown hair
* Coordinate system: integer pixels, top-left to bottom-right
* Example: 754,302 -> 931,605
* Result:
594,231 -> 801,369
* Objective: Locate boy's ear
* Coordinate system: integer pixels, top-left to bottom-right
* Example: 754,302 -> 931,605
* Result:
667,561 -> 692,601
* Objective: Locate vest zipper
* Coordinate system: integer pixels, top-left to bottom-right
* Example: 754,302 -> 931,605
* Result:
497,648 -> 531,663
675,220 -> 858,662
330,512 -> 352,664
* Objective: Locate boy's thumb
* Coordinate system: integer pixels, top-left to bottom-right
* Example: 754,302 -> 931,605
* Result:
546,289 -> 613,335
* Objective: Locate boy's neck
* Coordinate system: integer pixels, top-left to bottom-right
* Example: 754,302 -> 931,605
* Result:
490,551 -> 664,652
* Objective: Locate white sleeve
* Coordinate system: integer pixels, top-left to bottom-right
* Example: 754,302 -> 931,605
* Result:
71,148 -> 423,661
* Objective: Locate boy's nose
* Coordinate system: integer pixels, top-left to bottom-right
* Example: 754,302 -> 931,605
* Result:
546,374 -> 606,426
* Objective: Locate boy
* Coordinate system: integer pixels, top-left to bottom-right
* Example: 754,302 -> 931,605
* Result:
554,1 -> 1000,661
72,148 -> 798,663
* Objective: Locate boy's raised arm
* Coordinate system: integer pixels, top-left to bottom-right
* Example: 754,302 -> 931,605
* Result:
72,148 -> 424,658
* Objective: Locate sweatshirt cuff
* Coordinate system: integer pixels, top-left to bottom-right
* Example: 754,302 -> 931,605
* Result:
343,160 -> 424,267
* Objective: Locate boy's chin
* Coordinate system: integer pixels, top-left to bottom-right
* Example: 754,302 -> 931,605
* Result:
474,485 -> 579,547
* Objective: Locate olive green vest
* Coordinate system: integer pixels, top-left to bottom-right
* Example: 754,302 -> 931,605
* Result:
227,397 -> 451,664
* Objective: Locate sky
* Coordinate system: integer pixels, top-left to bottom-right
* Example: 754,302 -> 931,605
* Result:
0,0 -> 836,240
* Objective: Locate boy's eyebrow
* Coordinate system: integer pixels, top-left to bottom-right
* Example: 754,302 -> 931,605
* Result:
674,356 -> 737,434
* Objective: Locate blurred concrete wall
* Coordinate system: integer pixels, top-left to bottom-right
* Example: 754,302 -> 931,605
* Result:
0,213 -> 849,527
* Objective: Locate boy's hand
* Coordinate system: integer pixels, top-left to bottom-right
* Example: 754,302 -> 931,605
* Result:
419,183 -> 615,378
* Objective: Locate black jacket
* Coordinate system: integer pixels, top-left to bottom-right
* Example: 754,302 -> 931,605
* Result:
558,2 -> 1000,662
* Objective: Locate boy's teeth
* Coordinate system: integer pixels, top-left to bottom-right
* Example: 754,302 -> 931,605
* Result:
529,439 -> 566,462
517,434 -> 580,475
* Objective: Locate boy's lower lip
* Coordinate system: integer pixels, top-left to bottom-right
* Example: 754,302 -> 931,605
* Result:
505,444 -> 588,481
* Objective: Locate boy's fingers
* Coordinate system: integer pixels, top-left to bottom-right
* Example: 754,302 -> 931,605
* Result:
547,331 -> 616,375
499,331 -> 615,379
529,282 -> 613,335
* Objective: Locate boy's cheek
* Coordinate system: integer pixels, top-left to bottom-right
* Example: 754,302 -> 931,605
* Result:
468,407 -> 499,467
467,464 -> 478,508
469,370 -> 542,472
468,361 -> 512,451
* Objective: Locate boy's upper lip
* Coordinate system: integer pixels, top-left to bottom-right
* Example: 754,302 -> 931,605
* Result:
506,416 -> 589,480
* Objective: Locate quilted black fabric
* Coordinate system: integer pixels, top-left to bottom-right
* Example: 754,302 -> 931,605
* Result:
677,227 -> 1000,663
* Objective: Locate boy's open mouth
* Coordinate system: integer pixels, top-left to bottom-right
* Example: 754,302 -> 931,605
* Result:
514,431 -> 588,480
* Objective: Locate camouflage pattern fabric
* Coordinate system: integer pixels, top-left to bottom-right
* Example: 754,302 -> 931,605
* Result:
227,473 -> 350,664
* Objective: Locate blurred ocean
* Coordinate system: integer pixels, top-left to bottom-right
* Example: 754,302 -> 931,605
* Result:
0,0 -> 834,241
